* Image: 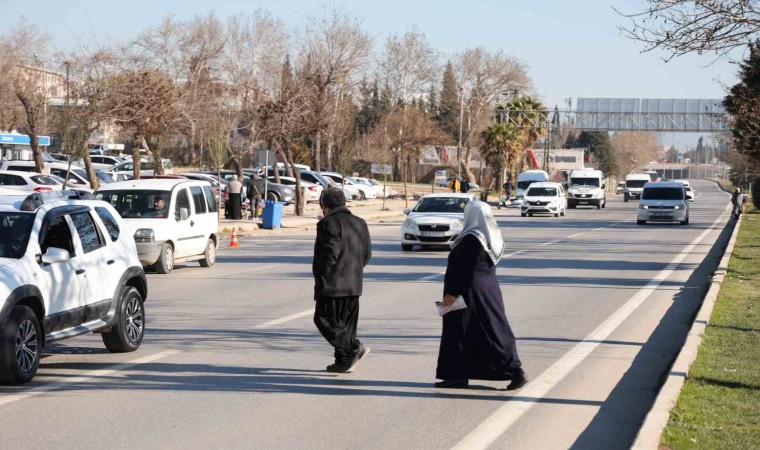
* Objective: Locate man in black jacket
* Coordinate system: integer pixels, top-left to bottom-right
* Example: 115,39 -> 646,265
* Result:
313,187 -> 372,373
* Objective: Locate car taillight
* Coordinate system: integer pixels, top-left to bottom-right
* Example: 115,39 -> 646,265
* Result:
34,187 -> 53,192
308,186 -> 317,191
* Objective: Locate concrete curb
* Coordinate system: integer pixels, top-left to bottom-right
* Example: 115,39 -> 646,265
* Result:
631,213 -> 743,449
219,210 -> 406,238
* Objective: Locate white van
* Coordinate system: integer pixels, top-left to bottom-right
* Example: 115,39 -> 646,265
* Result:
567,168 -> 606,209
516,170 -> 550,198
623,173 -> 651,202
95,179 -> 219,274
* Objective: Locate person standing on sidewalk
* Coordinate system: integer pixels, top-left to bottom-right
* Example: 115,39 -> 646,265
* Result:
227,175 -> 243,220
460,177 -> 470,193
247,178 -> 262,221
435,200 -> 528,390
312,187 -> 372,373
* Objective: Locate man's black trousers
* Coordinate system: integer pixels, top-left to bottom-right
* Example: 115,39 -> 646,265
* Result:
314,296 -> 361,363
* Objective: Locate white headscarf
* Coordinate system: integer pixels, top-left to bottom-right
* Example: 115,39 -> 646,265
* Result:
452,200 -> 505,264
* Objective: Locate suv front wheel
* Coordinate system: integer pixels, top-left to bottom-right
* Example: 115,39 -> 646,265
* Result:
102,287 -> 145,353
0,306 -> 42,384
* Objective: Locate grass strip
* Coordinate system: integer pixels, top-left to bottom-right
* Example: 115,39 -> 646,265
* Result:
661,204 -> 760,449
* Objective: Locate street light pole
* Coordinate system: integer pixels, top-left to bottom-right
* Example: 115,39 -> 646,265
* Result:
457,86 -> 465,179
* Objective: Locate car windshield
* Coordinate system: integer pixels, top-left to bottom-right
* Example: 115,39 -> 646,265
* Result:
526,187 -> 557,197
571,177 -> 600,187
413,197 -> 469,213
642,187 -> 684,200
97,190 -> 172,219
626,179 -> 648,188
0,212 -> 34,259
30,175 -> 60,185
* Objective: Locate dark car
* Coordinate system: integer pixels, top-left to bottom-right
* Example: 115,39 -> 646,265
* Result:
202,170 -> 296,204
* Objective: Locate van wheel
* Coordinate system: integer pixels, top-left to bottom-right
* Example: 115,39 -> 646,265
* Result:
521,212 -> 526,217
596,201 -> 601,209
560,209 -> 565,217
554,212 -> 559,217
155,243 -> 174,274
637,220 -> 646,225
102,287 -> 145,353
681,215 -> 689,225
0,306 -> 41,384
602,199 -> 606,208
199,238 -> 216,267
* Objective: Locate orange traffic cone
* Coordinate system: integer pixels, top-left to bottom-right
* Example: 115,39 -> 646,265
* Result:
229,227 -> 240,247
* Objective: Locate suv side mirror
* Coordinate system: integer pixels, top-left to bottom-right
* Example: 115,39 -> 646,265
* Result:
41,247 -> 71,265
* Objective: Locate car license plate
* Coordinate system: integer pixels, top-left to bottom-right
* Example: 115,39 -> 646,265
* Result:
421,231 -> 445,237
652,212 -> 670,217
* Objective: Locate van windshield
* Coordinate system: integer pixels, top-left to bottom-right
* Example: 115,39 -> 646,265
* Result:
97,190 -> 172,219
517,180 -> 537,189
642,187 -> 684,201
570,177 -> 600,187
626,180 -> 648,188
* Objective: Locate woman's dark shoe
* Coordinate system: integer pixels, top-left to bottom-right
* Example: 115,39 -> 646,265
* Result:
434,379 -> 469,389
506,371 -> 528,391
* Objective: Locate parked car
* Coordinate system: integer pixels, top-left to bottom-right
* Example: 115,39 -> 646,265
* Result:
320,171 -> 375,199
0,170 -> 62,193
520,182 -> 567,217
350,177 -> 390,198
0,160 -> 93,189
205,171 -> 296,204
440,176 -> 480,191
267,176 -> 323,203
0,190 -> 147,383
87,155 -> 126,171
96,179 -> 220,273
616,181 -> 625,194
400,193 -> 478,251
637,181 -> 689,225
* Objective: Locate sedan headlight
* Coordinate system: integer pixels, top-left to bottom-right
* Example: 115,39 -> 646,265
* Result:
640,204 -> 649,210
403,218 -> 417,229
451,220 -> 464,231
134,228 -> 155,242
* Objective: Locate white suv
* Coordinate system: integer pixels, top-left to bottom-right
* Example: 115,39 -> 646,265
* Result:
0,191 -> 147,384
96,179 -> 219,274
521,182 -> 567,217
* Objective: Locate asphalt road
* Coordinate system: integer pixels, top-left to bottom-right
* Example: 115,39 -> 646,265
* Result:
0,179 -> 733,450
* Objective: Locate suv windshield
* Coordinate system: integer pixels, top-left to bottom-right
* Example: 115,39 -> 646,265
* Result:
98,190 -> 172,219
626,180 -> 648,188
642,187 -> 684,201
526,187 -> 557,197
570,178 -> 600,187
0,213 -> 34,259
413,197 -> 469,213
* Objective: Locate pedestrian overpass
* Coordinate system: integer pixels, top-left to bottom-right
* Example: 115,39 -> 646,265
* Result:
499,98 -> 728,132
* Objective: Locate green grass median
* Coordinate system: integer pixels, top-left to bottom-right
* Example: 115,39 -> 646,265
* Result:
662,204 -> 760,449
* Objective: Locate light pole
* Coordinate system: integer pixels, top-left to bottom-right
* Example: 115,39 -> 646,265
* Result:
457,86 -> 465,179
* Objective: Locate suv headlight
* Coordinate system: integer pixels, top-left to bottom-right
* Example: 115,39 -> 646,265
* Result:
640,204 -> 649,210
451,220 -> 464,231
134,228 -> 155,242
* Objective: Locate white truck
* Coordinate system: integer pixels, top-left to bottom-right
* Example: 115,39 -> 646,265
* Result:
623,173 -> 651,202
567,168 -> 606,209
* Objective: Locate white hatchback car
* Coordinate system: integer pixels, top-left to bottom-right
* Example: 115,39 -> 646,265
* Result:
521,182 -> 567,217
0,170 -> 62,193
96,179 -> 220,274
0,190 -> 147,384
401,193 -> 479,251
267,176 -> 323,203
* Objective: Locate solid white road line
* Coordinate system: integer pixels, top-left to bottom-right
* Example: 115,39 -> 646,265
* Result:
222,264 -> 283,277
252,309 -> 315,328
0,350 -> 180,408
451,209 -> 729,450
567,232 -> 584,239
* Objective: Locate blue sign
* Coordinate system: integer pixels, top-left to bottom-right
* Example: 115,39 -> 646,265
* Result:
0,133 -> 51,146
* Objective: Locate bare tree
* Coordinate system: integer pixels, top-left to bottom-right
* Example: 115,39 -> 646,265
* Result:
616,1 -> 760,61
456,47 -> 532,182
298,10 -> 371,171
0,21 -> 51,172
610,131 -> 660,176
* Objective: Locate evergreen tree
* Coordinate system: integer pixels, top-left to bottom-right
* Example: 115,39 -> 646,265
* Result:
577,131 -> 618,175
563,131 -> 579,148
725,40 -> 760,171
437,60 -> 460,139
427,84 -> 438,117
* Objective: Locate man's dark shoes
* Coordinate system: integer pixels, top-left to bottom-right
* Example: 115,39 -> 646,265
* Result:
326,361 -> 352,373
346,344 -> 370,372
506,371 -> 528,391
434,379 -> 469,389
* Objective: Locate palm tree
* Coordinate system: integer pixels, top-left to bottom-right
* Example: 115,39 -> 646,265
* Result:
500,96 -> 548,173
481,122 -> 523,189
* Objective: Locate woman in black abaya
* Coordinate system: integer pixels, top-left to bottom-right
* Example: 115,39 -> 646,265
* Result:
435,200 -> 527,390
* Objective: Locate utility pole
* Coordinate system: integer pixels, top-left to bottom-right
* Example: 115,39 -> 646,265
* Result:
457,86 -> 465,179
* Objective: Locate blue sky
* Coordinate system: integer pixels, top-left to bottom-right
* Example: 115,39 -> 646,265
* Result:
2,0 -> 741,148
